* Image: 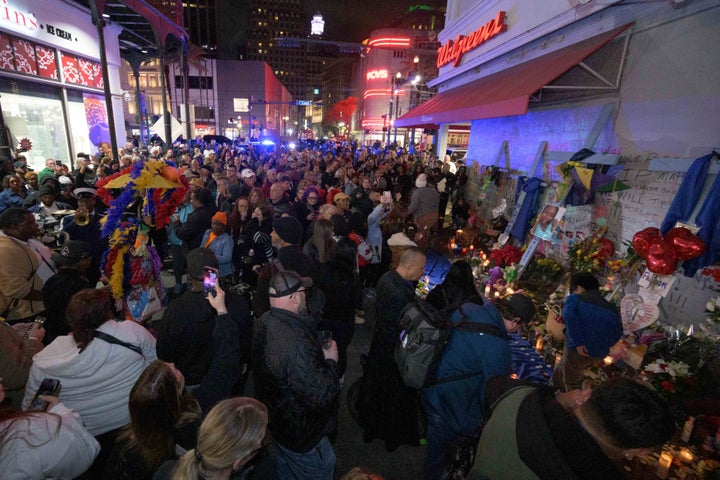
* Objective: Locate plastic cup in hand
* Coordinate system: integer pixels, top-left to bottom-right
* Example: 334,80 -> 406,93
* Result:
318,330 -> 332,350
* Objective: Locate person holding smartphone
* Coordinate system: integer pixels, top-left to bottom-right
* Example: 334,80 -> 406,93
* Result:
0,379 -> 100,479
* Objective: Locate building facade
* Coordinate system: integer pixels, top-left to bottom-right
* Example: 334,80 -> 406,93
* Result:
356,4 -> 444,146
398,0 -> 720,167
0,0 -> 125,169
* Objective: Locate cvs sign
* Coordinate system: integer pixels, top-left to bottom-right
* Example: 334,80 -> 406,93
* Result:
366,69 -> 388,81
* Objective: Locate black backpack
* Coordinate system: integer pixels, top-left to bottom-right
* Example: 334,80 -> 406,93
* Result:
395,296 -> 505,389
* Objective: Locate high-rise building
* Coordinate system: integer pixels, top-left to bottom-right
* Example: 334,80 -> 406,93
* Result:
182,0 -> 218,56
244,0 -> 306,99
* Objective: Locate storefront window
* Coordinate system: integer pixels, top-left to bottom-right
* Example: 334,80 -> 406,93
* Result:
1,91 -> 69,170
67,100 -> 94,159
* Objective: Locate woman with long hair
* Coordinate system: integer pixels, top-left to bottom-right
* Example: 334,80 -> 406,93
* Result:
0,380 -> 100,479
316,237 -> 362,377
236,204 -> 274,285
294,185 -> 321,235
227,196 -> 251,239
425,260 -> 478,309
303,218 -> 335,264
248,187 -> 265,212
104,285 -> 245,480
169,398 -> 268,480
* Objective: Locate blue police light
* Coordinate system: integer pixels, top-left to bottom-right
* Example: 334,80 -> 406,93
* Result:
261,139 -> 275,146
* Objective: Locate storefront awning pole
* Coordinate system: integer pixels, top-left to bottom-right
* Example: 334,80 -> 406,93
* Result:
157,46 -> 172,148
89,0 -> 119,159
181,41 -> 191,141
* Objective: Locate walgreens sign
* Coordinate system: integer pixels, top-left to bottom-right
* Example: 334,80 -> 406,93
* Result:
437,11 -> 507,68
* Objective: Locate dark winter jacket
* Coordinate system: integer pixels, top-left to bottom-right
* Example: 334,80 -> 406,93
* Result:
174,203 -> 217,250
157,290 -> 253,386
563,290 -> 622,358
316,258 -> 362,348
252,307 -> 340,452
470,376 -> 625,480
369,269 -> 415,359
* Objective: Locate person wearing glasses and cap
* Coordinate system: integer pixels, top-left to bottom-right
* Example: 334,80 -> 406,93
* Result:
252,270 -> 340,480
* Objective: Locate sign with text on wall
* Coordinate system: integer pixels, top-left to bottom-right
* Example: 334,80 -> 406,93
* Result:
437,11 -> 507,68
233,98 -> 249,113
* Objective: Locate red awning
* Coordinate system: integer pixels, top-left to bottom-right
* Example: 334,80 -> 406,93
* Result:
395,24 -> 631,128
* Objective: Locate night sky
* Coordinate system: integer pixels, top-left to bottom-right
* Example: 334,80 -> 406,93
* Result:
304,0 -> 446,43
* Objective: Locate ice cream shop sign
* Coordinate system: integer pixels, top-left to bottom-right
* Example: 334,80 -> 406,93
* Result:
0,0 -> 39,32
437,11 -> 507,68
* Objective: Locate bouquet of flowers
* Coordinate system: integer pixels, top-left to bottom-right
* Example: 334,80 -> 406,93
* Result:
640,359 -> 695,398
567,237 -> 612,274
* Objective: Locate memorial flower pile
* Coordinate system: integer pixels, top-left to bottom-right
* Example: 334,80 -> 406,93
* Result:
707,297 -> 720,325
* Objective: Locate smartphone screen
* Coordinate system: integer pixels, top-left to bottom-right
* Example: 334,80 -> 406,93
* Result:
203,266 -> 218,296
29,378 -> 61,411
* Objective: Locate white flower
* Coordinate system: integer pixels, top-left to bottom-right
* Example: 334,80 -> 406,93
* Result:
645,361 -> 667,374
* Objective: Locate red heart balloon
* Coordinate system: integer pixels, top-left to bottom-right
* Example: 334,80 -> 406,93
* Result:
632,227 -> 662,259
664,227 -> 706,261
646,238 -> 678,275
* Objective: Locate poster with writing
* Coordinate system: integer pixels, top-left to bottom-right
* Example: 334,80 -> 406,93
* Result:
595,154 -> 684,247
557,204 -> 593,252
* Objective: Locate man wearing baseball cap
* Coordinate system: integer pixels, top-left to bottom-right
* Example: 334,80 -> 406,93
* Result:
238,168 -> 256,198
252,270 -> 340,479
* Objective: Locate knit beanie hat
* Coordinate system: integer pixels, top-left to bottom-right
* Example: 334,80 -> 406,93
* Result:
212,211 -> 227,225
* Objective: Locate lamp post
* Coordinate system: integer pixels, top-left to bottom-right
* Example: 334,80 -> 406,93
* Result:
393,72 -> 402,146
386,78 -> 394,147
387,72 -> 403,147
409,55 -> 421,148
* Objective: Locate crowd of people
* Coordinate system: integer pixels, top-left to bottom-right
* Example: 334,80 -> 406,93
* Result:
0,139 -> 675,479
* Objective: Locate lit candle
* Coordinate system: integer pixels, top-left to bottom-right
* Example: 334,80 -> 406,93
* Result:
554,353 -> 562,367
506,287 -> 514,295
679,448 -> 694,463
494,291 -> 500,298
535,336 -> 544,351
484,285 -> 491,297
656,452 -> 673,479
483,260 -> 490,267
603,356 -> 613,366
469,245 -> 475,251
